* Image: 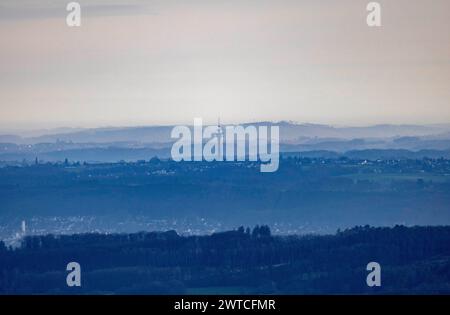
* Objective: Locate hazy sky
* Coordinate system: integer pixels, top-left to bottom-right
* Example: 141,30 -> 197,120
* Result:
0,0 -> 449,129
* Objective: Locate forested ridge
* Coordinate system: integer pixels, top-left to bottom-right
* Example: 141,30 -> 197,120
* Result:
1,225 -> 450,294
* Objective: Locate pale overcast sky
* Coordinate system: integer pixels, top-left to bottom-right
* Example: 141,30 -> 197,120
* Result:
0,0 -> 449,129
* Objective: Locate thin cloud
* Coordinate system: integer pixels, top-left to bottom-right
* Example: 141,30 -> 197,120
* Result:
0,1 -> 155,20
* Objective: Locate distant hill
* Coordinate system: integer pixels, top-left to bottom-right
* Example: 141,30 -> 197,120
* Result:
1,122 -> 450,162
2,122 -> 449,144
282,149 -> 450,160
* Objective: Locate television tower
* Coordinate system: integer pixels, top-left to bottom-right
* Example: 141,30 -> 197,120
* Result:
217,117 -> 223,161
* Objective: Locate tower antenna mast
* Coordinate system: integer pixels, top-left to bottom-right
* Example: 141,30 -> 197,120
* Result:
217,117 -> 223,160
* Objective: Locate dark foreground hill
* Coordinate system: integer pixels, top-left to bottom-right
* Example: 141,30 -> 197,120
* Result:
1,225 -> 450,294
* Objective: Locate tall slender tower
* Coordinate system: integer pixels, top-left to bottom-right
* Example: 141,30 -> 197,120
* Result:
217,117 -> 223,161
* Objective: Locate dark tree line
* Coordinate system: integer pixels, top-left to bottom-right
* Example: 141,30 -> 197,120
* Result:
1,225 -> 450,294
